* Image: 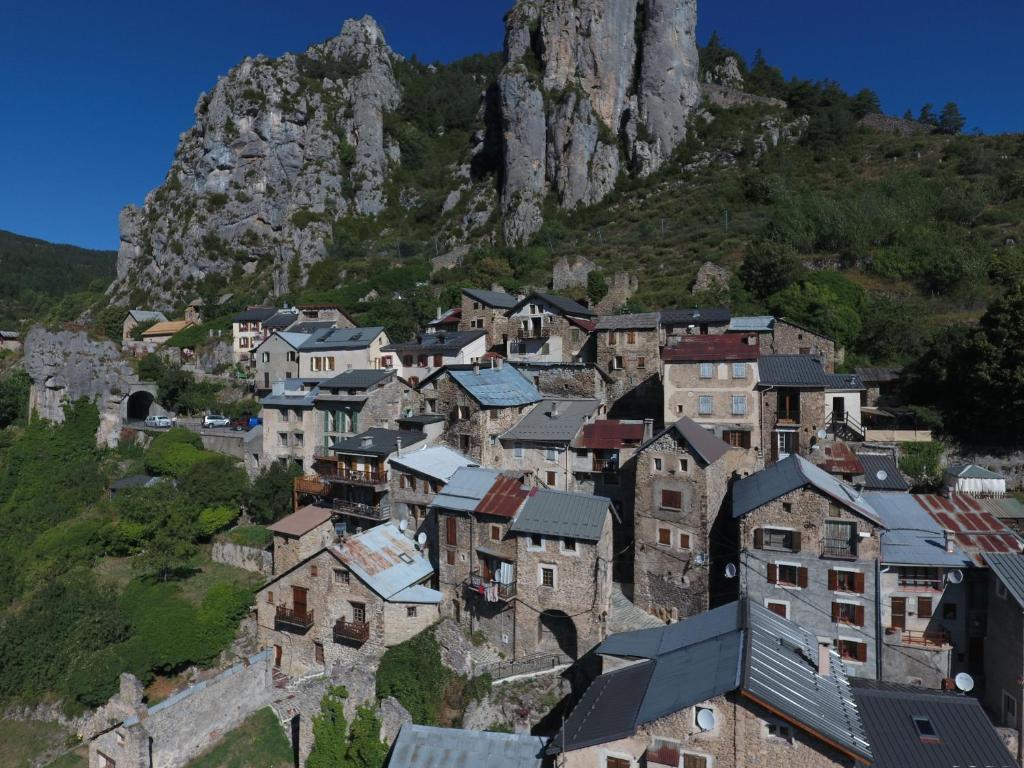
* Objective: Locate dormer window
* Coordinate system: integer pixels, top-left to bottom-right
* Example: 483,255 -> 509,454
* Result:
912,716 -> 939,742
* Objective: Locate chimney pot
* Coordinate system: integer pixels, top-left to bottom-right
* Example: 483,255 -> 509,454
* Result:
396,437 -> 403,457
473,363 -> 480,375
944,529 -> 955,554
496,357 -> 504,369
551,402 -> 559,418
436,306 -> 442,320
817,641 -> 832,677
643,418 -> 654,442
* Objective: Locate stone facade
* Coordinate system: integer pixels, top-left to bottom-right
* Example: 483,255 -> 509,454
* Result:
552,256 -> 597,290
597,326 -> 663,412
738,487 -> 882,678
497,441 -> 576,491
505,297 -> 594,364
262,398 -> 319,472
633,431 -> 735,620
252,333 -> 302,392
984,571 -> 1024,731
388,467 -> 446,562
211,540 -> 273,575
458,292 -> 516,351
518,362 -> 607,401
594,272 -> 639,314
759,387 -> 827,464
313,378 -> 411,454
272,518 -> 335,576
771,320 -> 838,372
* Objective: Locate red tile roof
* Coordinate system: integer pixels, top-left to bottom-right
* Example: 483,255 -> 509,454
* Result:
662,334 -> 759,362
568,317 -> 597,333
578,420 -> 646,450
475,474 -> 532,519
914,493 -> 1024,562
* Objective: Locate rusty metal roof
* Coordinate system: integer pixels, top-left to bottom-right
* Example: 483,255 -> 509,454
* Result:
330,524 -> 439,602
577,420 -> 646,450
914,494 -> 1024,562
662,333 -> 758,362
267,504 -> 333,538
476,474 -> 531,519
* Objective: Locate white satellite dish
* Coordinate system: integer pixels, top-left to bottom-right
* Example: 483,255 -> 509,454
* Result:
416,532 -> 427,547
696,708 -> 716,732
816,429 -> 828,440
954,672 -> 975,692
876,470 -> 888,481
399,519 -> 408,532
947,569 -> 964,585
724,563 -> 737,579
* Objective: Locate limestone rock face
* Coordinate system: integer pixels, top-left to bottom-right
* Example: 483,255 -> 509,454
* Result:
108,16 -> 400,306
499,0 -> 700,243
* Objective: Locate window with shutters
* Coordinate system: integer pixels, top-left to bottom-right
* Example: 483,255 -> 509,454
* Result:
433,354 -> 442,367
310,564 -> 318,578
490,524 -> 501,541
679,533 -> 691,549
606,758 -> 630,768
627,330 -> 637,344
546,471 -> 556,486
821,520 -> 857,559
660,489 -> 682,510
658,528 -> 672,545
445,517 -> 458,546
607,331 -> 617,346
777,564 -> 800,586
266,591 -> 273,603
829,569 -> 864,594
638,356 -> 646,369
445,549 -> 455,566
758,527 -> 798,552
918,596 -> 933,619
723,430 -> 751,448
682,754 -> 709,768
765,600 -> 788,618
315,642 -> 324,664
835,639 -> 867,663
832,601 -> 864,626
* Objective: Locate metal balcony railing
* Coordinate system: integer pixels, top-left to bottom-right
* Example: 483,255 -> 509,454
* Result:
331,498 -> 390,520
821,537 -> 858,560
464,571 -> 516,602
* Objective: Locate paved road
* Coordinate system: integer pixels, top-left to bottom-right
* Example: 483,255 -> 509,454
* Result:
125,418 -> 254,439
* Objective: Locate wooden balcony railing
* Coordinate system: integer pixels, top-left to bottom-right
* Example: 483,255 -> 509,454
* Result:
275,606 -> 314,634
334,617 -> 370,644
464,571 -> 516,602
777,410 -> 800,423
331,498 -> 390,520
517,327 -> 550,340
591,459 -> 618,473
295,475 -> 330,496
898,629 -> 952,648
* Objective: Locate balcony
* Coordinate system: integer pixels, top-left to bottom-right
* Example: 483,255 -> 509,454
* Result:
516,326 -> 550,340
275,606 -> 314,634
333,617 -> 370,645
313,462 -> 389,486
331,498 -> 390,520
898,629 -> 952,648
591,458 -> 618,473
777,409 -> 800,424
295,475 -> 331,496
821,537 -> 858,560
464,570 -> 516,602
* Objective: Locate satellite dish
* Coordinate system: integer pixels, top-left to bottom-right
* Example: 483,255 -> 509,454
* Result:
947,569 -> 964,585
816,430 -> 828,440
955,672 -> 975,692
399,519 -> 408,532
696,708 -> 716,732
876,470 -> 888,481
416,532 -> 427,547
724,563 -> 737,579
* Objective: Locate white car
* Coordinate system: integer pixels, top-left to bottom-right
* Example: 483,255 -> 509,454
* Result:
203,414 -> 231,428
144,415 -> 172,428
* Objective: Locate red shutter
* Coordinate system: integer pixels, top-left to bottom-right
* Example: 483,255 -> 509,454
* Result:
854,605 -> 865,626
856,643 -> 868,663
918,597 -> 933,618
661,489 -> 682,509
767,563 -> 778,584
754,529 -> 764,549
797,567 -> 809,588
446,516 -> 457,546
828,570 -> 838,591
831,602 -> 840,622
791,531 -> 802,552
433,354 -> 442,367
854,572 -> 866,594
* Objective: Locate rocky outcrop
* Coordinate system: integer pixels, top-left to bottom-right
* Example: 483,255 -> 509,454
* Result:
499,0 -> 700,243
109,17 -> 400,306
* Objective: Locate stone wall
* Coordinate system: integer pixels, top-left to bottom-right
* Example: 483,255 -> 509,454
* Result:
520,363 -> 606,401
594,271 -> 638,314
770,321 -> 837,372
759,388 -> 826,464
428,372 -> 528,465
212,541 -> 273,575
597,327 -> 661,408
552,256 -> 596,291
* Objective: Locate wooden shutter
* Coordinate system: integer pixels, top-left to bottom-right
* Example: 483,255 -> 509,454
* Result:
831,602 -> 840,622
797,567 -> 809,588
445,516 -> 457,546
828,570 -> 838,591
754,528 -> 764,549
854,605 -> 865,626
661,489 -> 682,509
679,533 -> 690,549
433,354 -> 442,367
918,597 -> 933,619
682,755 -> 708,768
791,531 -> 802,552
856,643 -> 868,663
767,563 -> 778,584
658,528 -> 671,545
854,572 -> 866,594
445,549 -> 455,566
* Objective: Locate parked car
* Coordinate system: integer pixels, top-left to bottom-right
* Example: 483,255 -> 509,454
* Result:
203,414 -> 231,428
144,415 -> 172,428
230,417 -> 252,432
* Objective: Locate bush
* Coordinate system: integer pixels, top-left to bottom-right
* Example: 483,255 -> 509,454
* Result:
376,630 -> 449,725
197,506 -> 239,538
178,453 -> 248,509
248,462 -> 302,524
145,441 -> 207,477
900,442 -> 944,488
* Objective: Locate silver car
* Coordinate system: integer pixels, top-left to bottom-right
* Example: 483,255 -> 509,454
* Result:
203,414 -> 231,428
144,414 -> 172,428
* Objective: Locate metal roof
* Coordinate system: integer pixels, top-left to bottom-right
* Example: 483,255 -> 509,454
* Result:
109,474 -> 160,491
637,417 -> 733,466
510,489 -> 609,541
594,312 -> 660,330
733,454 -> 882,524
945,463 -> 1005,480
662,334 -> 759,362
824,372 -> 865,390
462,287 -> 518,309
264,309 -> 299,329
298,326 -> 384,351
231,306 -> 277,322
855,366 -> 901,383
261,380 -> 320,408
330,429 -> 425,457
448,365 -> 541,407
383,329 -> 486,354
389,444 -> 478,483
983,553 -> 1024,608
728,315 -> 775,332
857,453 -> 910,491
319,369 -> 395,391
287,319 -> 337,334
577,420 -> 646,449
817,442 -> 864,476
851,678 -> 1015,768
427,307 -> 461,326
477,474 -> 532,520
141,319 -> 194,337
267,505 -> 333,538
510,292 -> 595,318
757,354 -> 830,387
127,309 -> 168,323
330,524 -> 439,602
430,467 -> 501,513
501,399 -> 598,443
980,496 -> 1024,519
863,492 -> 971,567
660,307 -> 731,325
389,724 -> 547,768
913,494 -> 1024,562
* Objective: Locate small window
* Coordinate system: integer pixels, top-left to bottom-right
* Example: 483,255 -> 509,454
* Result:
530,534 -> 543,548
607,331 -> 617,346
777,564 -> 799,586
446,549 -> 455,566
351,602 -> 366,624
334,569 -> 350,585
682,752 -> 709,768
661,489 -> 682,510
658,528 -> 672,545
310,564 -> 318,577
679,458 -> 688,472
614,355 -> 624,370
654,458 -> 663,471
314,641 -> 324,664
262,352 -> 270,363
546,471 -> 556,486
627,330 -> 636,344
637,356 -> 646,369
514,443 -> 524,458
699,362 -> 714,379
912,716 -> 939,742
782,502 -> 792,514
545,447 -> 557,462
698,395 -> 713,415
732,362 -> 746,379
765,721 -> 793,742
407,606 -> 418,618
266,591 -> 273,604
562,537 -> 577,552
835,639 -> 867,663
678,533 -> 691,549
541,567 -> 555,588
765,601 -> 788,618
490,524 -> 501,541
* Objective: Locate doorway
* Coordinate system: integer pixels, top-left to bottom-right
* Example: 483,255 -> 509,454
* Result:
292,586 -> 308,617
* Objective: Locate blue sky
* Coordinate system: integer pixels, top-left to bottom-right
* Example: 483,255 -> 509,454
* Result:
1,1 -> 1020,251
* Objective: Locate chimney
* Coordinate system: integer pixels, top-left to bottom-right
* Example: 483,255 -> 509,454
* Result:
436,306 -> 442,320
396,437 -> 403,457
473,363 -> 480,375
361,436 -> 373,448
643,418 -> 654,441
551,402 -> 559,419
944,529 -> 955,554
817,641 -> 832,677
496,357 -> 504,370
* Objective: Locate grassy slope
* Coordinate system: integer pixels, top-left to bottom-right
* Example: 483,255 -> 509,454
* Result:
184,708 -> 292,768
0,720 -> 70,768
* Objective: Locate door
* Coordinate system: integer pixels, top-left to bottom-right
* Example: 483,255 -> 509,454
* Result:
314,642 -> 324,665
274,645 -> 282,668
1004,692 -> 1018,728
292,586 -> 308,617
891,597 -> 906,630
833,396 -> 845,422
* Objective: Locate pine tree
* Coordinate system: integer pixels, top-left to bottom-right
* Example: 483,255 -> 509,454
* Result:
918,103 -> 937,127
903,108 -> 914,121
308,686 -> 349,768
937,102 -> 966,135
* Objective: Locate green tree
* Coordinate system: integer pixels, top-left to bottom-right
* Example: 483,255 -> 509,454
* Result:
849,89 -> 881,119
308,686 -> 350,768
738,240 -> 805,299
0,369 -> 30,428
937,102 -> 966,135
178,454 -> 248,509
586,271 -> 608,305
247,461 -> 303,523
918,103 -> 937,126
376,630 -> 450,725
344,707 -> 388,768
767,282 -> 862,350
134,495 -> 198,581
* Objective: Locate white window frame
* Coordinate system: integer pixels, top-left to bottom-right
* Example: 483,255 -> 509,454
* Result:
559,537 -> 579,556
545,447 -> 557,462
514,442 -> 524,459
732,362 -> 747,379
763,598 -> 790,619
527,534 -> 545,552
262,351 -> 270,363
835,635 -> 867,665
731,394 -> 747,416
698,395 -> 713,415
774,560 -> 802,590
699,362 -> 714,379
538,563 -> 558,589
831,566 -> 862,594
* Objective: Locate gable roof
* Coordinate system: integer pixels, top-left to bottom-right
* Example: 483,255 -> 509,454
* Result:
319,368 -> 395,391
477,474 -> 532,520
430,467 -> 502,513
757,354 -> 830,387
141,319 -> 194,337
946,463 -> 1005,480
287,319 -> 337,335
263,309 -> 299,330
510,489 -> 609,541
330,428 -> 425,457
261,379 -> 319,408
447,365 -> 542,407
777,317 -> 836,343
127,309 -> 168,323
255,330 -> 313,352
855,366 -> 901,384
298,326 -> 384,351
851,678 -> 1015,768
660,307 -> 731,326
912,494 -> 1024,563
383,329 -> 486,355
501,399 -> 599,443
857,453 -> 910,491
427,307 -> 461,327
267,504 -> 333,538
825,372 -> 864,390
510,292 -> 595,318
983,553 -> 1024,607
389,724 -> 547,768
732,454 -> 882,524
388,444 -> 478,483
577,420 -> 646,450
463,287 -> 518,309
638,417 -> 733,466
594,312 -> 660,330
232,306 -> 277,323
330,524 -> 439,603
662,333 -> 759,362
864,492 -> 971,568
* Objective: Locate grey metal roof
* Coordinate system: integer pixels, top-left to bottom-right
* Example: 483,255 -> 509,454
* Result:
855,366 -> 901,383
330,429 -> 425,457
501,399 -> 598,444
733,454 -> 882,525
430,467 -> 501,513
389,724 -> 547,768
231,306 -> 276,322
825,372 -> 865,390
389,444 -> 478,483
594,312 -> 660,330
319,369 -> 395,391
511,292 -> 595,318
263,309 -> 299,329
757,354 -> 830,387
463,287 -> 518,309
862,492 -> 970,567
287,319 -> 336,334
660,307 -> 731,325
448,365 -> 541,407
127,309 -> 168,323
510,489 -> 610,541
299,326 -> 384,351
946,463 -> 1005,480
984,553 -> 1024,608
851,678 -> 1015,768
857,453 -> 910,491
261,380 -> 319,408
383,330 -> 486,354
330,523 -> 439,603
728,315 -> 775,332
635,417 -> 733,466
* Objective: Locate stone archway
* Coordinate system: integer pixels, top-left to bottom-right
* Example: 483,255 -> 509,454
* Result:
537,610 -> 578,659
123,385 -> 157,421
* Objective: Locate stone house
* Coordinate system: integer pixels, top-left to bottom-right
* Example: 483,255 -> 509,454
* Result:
297,428 -> 426,534
513,361 -> 609,403
121,309 -> 167,342
855,366 -> 901,408
548,600 -> 873,768
661,307 -> 731,344
381,329 -> 487,385
140,319 -> 195,346
772,318 -> 839,372
294,303 -> 355,328
594,313 -> 663,418
632,418 -> 737,620
312,369 -> 411,454
261,380 -> 320,472
458,287 -> 519,351
257,518 -> 441,677
415,360 -> 541,465
757,354 -> 830,463
732,455 -> 885,677
297,326 -> 390,378
252,330 -> 309,393
982,553 -> 1024,737
230,306 -> 277,363
497,398 -> 600,491
0,330 -> 20,352
571,418 -> 647,526
504,292 -> 596,364
662,334 -> 761,459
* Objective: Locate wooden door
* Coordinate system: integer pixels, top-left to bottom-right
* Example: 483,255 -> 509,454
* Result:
891,597 -> 906,630
292,586 -> 308,616
481,558 -> 494,581
274,645 -> 282,667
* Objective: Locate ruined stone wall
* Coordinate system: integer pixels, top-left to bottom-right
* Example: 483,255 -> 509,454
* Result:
552,256 -> 596,291
212,540 -> 273,575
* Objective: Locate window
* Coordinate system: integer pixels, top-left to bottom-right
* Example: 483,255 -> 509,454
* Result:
489,409 -> 499,421
530,534 -> 543,549
654,458 -> 663,471
409,476 -> 417,491
433,354 -> 442,367
678,533 -> 691,549
606,758 -> 630,768
540,567 -> 555,588
832,601 -> 864,626
456,405 -> 470,420
829,569 -> 864,593
614,355 -> 624,370
446,516 -> 458,546
679,458 -> 688,472
822,520 -> 857,558
262,352 -> 270,363
626,330 -> 636,344
546,471 -> 556,486
607,331 -> 617,346
765,600 -> 788,618
723,430 -> 751,448
334,569 -> 350,585
562,537 -> 577,552
637,356 -> 646,369
912,716 -> 939,742
514,443 -> 524,458
698,395 -> 713,415
898,567 -> 941,590
278,432 -> 288,447
403,355 -> 413,367
661,489 -> 682,510
266,591 -> 273,604
756,527 -> 799,552
490,524 -> 501,541
97,752 -> 116,768
293,432 -> 304,447
768,563 -> 807,588
310,564 -> 318,577
765,721 -> 793,742
918,596 -> 933,619
731,395 -> 747,416
417,355 -> 428,368
699,362 -> 714,379
835,639 -> 867,663
545,447 -> 557,462
315,641 -> 324,664
446,549 -> 455,566
782,502 -> 792,514
658,528 -> 672,545
682,754 -> 709,768
351,602 -> 366,624
778,564 -> 799,586
732,362 -> 746,379
407,606 -> 418,618
399,473 -> 406,489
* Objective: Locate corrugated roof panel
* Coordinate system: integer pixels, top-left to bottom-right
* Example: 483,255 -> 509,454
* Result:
509,489 -> 610,541
390,724 -> 547,768
389,445 -> 477,483
448,366 -> 541,407
331,524 -> 436,601
757,355 -> 830,387
476,475 -> 530,520
501,399 -> 598,443
430,467 -> 501,512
